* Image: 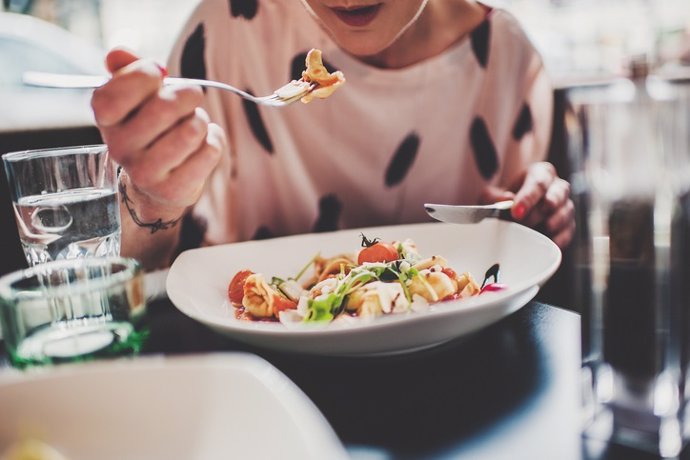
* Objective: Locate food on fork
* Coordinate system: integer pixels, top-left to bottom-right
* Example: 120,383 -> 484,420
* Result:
300,49 -> 346,102
274,48 -> 346,104
227,234 -> 504,325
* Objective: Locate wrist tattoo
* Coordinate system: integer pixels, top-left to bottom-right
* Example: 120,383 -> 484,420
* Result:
118,180 -> 183,234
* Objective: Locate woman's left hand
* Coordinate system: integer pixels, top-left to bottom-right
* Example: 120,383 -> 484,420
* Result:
482,162 -> 575,249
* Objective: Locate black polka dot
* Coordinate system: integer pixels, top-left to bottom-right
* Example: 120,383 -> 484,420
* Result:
181,23 -> 207,82
229,0 -> 258,19
470,117 -> 498,179
385,133 -> 419,187
470,19 -> 491,68
290,51 -> 339,82
252,226 -> 274,240
512,103 -> 533,141
242,92 -> 274,153
312,194 -> 342,233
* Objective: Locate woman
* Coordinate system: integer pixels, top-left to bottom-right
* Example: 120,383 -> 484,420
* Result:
91,0 -> 574,270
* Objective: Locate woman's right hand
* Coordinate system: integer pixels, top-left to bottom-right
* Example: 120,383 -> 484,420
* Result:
91,48 -> 225,224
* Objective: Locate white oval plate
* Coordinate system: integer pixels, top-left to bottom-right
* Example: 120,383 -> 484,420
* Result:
0,353 -> 347,460
167,221 -> 561,356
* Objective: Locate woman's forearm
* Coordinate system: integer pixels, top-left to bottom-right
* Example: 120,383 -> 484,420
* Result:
118,174 -> 185,270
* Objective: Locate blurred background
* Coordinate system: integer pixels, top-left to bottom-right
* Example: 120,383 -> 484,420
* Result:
2,0 -> 689,83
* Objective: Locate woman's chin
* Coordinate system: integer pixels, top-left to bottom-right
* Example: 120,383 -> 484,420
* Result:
334,38 -> 395,61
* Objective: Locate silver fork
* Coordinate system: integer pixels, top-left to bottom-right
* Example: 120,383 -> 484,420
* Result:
22,71 -> 315,107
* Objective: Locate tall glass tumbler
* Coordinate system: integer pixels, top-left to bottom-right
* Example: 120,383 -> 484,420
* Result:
569,72 -> 690,457
2,145 -> 120,266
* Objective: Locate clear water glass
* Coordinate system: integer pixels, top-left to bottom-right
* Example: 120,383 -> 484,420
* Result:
569,74 -> 690,458
0,257 -> 147,368
2,144 -> 120,266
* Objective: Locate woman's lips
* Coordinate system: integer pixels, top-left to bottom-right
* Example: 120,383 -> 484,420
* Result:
332,4 -> 382,27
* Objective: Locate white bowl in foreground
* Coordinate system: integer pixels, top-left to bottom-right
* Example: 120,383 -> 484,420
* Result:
0,353 -> 347,460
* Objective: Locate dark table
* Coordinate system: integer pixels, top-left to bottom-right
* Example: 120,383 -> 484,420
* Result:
2,298 -> 687,460
140,299 -> 582,460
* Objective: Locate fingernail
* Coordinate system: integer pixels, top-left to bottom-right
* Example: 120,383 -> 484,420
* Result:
513,203 -> 527,220
156,63 -> 169,77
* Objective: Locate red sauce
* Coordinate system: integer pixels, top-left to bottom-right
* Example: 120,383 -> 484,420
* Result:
441,268 -> 457,279
233,307 -> 279,322
441,293 -> 461,302
272,295 -> 298,313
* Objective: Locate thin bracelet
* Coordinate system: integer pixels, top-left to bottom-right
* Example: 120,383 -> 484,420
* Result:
117,172 -> 184,235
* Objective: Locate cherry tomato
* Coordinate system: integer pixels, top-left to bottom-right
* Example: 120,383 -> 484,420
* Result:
357,241 -> 399,265
228,270 -> 254,306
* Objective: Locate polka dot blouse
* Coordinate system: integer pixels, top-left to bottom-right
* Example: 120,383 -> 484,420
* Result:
166,0 -> 553,246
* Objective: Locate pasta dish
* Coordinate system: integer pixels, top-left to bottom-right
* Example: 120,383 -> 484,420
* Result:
227,234 -> 504,325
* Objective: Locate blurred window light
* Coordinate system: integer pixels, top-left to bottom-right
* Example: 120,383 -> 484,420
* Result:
5,0 -> 690,84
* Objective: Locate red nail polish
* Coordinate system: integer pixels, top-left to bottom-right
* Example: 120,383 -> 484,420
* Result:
156,63 -> 169,77
513,203 -> 526,220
